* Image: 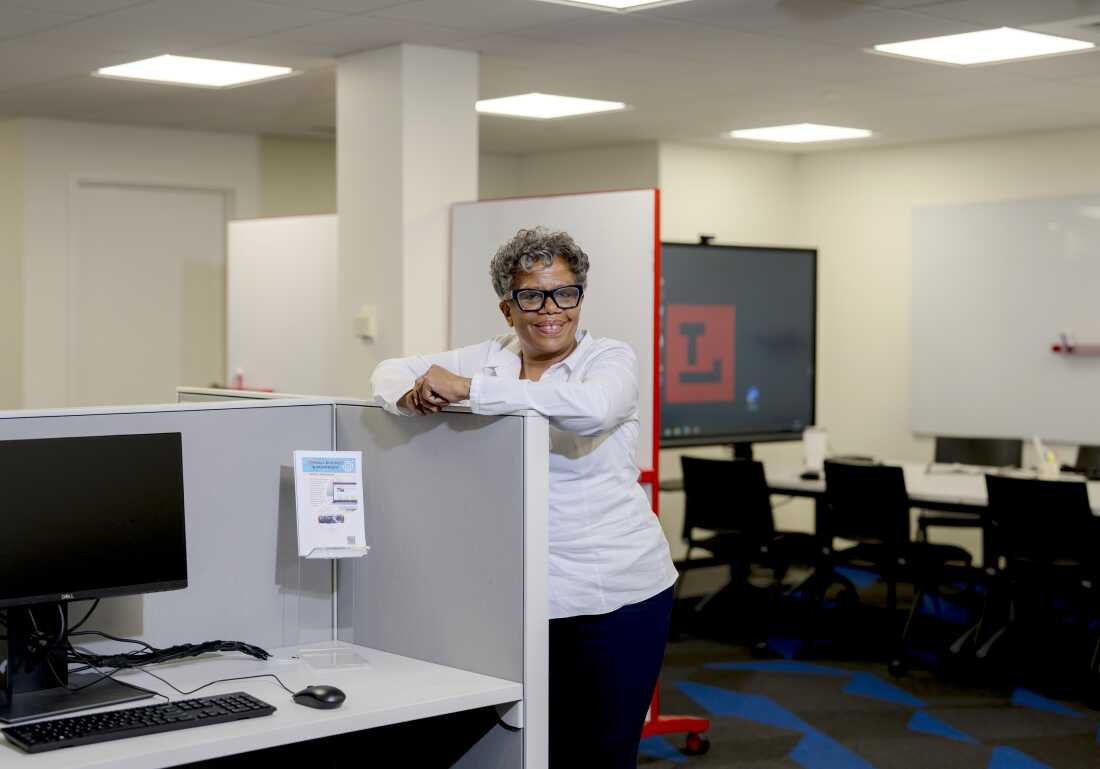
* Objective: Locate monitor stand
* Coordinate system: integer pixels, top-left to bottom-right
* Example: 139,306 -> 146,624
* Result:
0,602 -> 152,724
732,442 -> 754,460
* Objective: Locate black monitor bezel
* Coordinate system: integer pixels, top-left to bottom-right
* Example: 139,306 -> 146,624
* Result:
0,432 -> 189,610
659,241 -> 818,449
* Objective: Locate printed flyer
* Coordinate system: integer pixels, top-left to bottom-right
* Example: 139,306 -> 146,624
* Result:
292,450 -> 368,558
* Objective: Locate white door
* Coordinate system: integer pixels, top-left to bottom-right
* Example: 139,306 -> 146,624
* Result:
71,182 -> 228,406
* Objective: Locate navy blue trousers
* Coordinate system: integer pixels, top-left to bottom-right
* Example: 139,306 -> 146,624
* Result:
548,585 -> 674,769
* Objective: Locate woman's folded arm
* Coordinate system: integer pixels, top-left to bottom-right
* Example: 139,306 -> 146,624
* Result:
469,344 -> 637,435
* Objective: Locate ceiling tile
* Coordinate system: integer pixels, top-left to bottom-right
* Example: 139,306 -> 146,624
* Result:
0,41 -> 133,90
910,0 -> 1100,27
517,14 -> 823,59
371,0 -> 597,33
237,14 -> 475,57
19,0 -> 343,58
0,5 -> 78,41
248,0 -> 411,12
189,43 -> 334,71
983,50 -> 1100,80
671,2 -> 978,47
855,1 -> 950,7
4,0 -> 151,18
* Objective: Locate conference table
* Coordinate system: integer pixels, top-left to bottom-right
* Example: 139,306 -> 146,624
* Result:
661,461 -> 1100,565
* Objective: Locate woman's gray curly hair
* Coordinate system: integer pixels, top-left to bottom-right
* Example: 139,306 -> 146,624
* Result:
489,227 -> 590,299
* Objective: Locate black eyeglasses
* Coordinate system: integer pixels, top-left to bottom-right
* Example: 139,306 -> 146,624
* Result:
510,284 -> 584,312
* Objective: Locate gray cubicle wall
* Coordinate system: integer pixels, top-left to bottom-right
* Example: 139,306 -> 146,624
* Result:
335,403 -> 526,683
0,401 -> 334,650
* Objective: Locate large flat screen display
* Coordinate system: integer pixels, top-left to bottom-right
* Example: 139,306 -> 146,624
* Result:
661,243 -> 816,447
0,432 -> 187,608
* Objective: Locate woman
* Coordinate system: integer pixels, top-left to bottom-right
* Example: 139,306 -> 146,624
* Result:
371,227 -> 677,768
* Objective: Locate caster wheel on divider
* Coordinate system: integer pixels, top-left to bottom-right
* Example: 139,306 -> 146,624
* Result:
683,732 -> 710,756
888,659 -> 905,678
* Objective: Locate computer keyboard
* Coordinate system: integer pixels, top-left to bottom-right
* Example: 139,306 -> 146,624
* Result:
2,691 -> 275,754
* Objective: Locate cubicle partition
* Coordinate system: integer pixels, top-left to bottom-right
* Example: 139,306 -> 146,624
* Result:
1,394 -> 549,768
0,400 -> 334,650
336,401 -> 548,767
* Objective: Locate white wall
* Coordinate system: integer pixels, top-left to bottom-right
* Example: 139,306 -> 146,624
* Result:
659,143 -> 800,246
517,142 -> 659,196
259,135 -> 336,217
20,119 -> 260,408
478,142 -> 659,200
795,126 -> 1100,471
0,120 -> 23,410
479,152 -> 522,200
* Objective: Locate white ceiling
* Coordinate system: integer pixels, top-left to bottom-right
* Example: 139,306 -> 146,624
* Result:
4,0 -> 1100,153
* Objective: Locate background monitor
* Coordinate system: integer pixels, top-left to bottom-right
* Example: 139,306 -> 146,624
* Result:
660,242 -> 816,448
0,432 -> 188,609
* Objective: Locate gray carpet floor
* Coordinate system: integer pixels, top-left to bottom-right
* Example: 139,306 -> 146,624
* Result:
639,638 -> 1100,769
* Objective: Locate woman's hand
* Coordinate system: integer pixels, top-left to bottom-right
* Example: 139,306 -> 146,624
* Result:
398,365 -> 471,415
397,387 -> 442,415
419,365 -> 471,404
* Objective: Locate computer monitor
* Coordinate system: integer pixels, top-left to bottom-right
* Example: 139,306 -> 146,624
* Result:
0,432 -> 187,722
660,242 -> 816,452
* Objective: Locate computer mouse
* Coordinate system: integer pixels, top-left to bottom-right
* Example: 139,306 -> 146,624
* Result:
799,470 -> 820,480
292,685 -> 346,710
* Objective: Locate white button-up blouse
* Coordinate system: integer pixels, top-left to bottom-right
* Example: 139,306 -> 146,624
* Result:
370,330 -> 678,620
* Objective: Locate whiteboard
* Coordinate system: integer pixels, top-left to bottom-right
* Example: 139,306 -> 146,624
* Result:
450,190 -> 658,471
912,194 -> 1100,444
227,215 -> 340,395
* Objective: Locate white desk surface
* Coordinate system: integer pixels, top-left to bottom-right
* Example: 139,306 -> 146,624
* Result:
764,461 -> 1100,514
0,642 -> 522,769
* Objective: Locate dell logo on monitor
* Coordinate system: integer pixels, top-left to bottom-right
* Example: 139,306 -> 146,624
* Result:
59,593 -> 75,600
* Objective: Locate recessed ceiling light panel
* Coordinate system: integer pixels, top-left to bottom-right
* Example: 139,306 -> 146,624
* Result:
95,55 -> 295,88
873,27 -> 1094,66
728,123 -> 872,144
476,93 -> 627,119
532,0 -> 696,12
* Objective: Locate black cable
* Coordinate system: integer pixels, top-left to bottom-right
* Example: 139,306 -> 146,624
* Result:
60,625 -> 285,701
68,630 -> 157,654
134,667 -> 297,697
63,636 -> 270,669
61,641 -> 169,702
67,599 -> 100,634
42,644 -> 169,703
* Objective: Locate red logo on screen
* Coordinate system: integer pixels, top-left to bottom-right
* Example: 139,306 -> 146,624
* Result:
666,304 -> 735,404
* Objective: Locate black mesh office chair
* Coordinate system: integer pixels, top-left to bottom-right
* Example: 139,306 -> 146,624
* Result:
679,457 -> 819,639
934,437 -> 1022,467
919,437 -> 1024,544
951,475 -> 1099,671
810,460 -> 973,671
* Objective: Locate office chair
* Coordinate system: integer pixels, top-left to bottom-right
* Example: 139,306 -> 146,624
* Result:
951,475 -> 1099,673
679,457 -> 819,642
919,436 -> 1024,545
810,460 -> 973,672
934,436 -> 1022,468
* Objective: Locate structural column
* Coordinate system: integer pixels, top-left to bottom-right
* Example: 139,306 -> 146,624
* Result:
336,45 -> 479,394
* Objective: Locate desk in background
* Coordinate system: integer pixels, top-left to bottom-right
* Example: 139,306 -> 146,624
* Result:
662,461 -> 1100,566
